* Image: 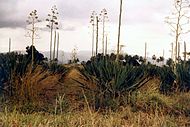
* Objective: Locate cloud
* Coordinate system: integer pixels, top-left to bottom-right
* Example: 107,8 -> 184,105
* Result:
0,0 -> 23,28
0,0 -> 178,59
0,20 -> 25,28
0,0 -> 172,29
57,0 -> 107,19
0,0 -> 120,28
63,26 -> 76,31
0,0 -> 18,16
125,0 -> 171,25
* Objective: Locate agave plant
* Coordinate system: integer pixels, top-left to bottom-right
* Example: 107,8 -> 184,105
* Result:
0,46 -> 47,97
42,61 -> 68,75
160,59 -> 190,92
176,63 -> 190,91
158,66 -> 176,94
0,52 -> 31,96
76,56 -> 153,109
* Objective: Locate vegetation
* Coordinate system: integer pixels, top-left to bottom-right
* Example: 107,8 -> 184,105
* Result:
0,46 -> 67,105
116,0 -> 123,61
77,54 -> 151,109
75,54 -> 190,109
0,48 -> 189,126
165,0 -> 190,68
26,10 -> 41,68
0,92 -> 189,127
46,5 -> 59,61
0,46 -> 44,96
90,11 -> 96,57
0,1 -> 190,126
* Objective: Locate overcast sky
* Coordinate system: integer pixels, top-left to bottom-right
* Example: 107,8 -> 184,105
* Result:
0,0 -> 189,58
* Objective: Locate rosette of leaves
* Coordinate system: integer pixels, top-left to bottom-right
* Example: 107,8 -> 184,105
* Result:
0,52 -> 30,96
76,58 -> 151,109
159,66 -> 176,94
176,63 -> 190,91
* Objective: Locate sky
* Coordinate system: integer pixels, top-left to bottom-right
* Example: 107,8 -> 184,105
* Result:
0,0 -> 189,58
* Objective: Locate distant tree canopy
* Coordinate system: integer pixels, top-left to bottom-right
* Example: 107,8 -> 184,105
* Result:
89,53 -> 145,66
26,45 -> 47,64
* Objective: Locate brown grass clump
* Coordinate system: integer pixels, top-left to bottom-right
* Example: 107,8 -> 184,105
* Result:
5,65 -> 67,113
139,78 -> 160,92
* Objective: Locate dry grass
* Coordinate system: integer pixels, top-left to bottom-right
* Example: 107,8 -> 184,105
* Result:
0,107 -> 189,127
0,67 -> 189,127
0,91 -> 189,127
5,65 -> 67,113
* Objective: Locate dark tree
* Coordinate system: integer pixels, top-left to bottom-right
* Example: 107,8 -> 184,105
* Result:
26,45 -> 46,65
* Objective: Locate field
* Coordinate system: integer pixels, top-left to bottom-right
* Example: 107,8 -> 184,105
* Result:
0,106 -> 189,127
0,90 -> 189,126
1,0 -> 190,126
0,63 -> 189,127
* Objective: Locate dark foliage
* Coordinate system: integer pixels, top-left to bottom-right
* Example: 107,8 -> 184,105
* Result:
76,53 -> 190,109
0,52 -> 30,96
26,46 -> 47,65
77,54 -> 152,109
0,45 -> 46,96
159,66 -> 176,94
176,63 -> 190,91
42,61 -> 67,74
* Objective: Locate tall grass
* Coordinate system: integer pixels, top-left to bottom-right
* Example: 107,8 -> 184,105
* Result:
0,106 -> 189,127
1,89 -> 189,127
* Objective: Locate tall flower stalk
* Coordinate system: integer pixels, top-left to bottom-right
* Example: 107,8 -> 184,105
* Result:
46,5 -> 59,61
